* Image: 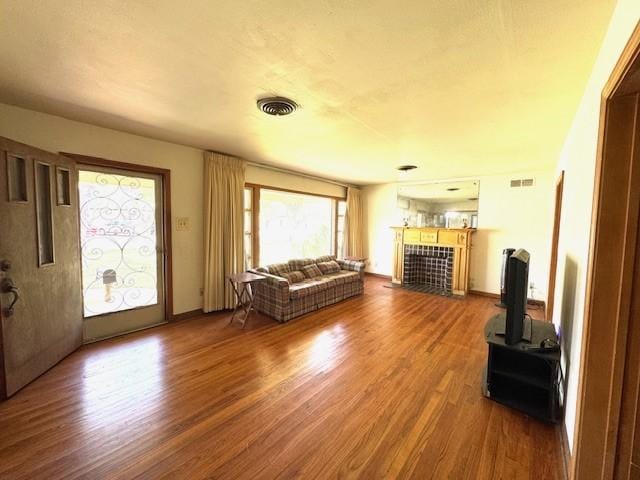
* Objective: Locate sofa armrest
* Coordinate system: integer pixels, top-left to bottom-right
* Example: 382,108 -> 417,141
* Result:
248,270 -> 290,320
337,259 -> 366,279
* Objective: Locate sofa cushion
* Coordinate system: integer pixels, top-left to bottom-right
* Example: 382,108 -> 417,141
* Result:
317,260 -> 341,274
322,270 -> 360,284
288,258 -> 316,271
315,255 -> 337,263
266,263 -> 290,276
301,264 -> 323,278
281,271 -> 305,284
289,278 -> 334,299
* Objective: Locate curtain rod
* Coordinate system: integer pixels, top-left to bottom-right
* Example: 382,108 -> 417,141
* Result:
245,160 -> 353,189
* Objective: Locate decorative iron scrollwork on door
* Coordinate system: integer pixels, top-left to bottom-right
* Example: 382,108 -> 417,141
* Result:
78,171 -> 159,317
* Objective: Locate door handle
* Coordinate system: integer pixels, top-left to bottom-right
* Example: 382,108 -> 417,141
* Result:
1,278 -> 19,318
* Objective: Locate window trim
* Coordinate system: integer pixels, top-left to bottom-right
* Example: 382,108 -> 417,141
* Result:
244,183 -> 346,267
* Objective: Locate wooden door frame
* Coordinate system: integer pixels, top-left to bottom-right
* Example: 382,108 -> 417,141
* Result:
546,170 -> 564,323
571,23 -> 640,479
61,153 -> 174,323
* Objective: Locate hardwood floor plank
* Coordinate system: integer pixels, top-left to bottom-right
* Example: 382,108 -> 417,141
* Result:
0,278 -> 562,479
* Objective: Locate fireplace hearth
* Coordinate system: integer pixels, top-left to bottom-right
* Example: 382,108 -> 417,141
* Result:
402,245 -> 454,295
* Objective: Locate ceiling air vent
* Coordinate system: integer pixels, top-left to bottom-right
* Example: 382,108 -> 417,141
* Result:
510,178 -> 535,188
257,97 -> 297,116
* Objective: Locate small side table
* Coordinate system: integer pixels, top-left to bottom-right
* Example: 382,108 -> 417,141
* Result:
227,272 -> 266,328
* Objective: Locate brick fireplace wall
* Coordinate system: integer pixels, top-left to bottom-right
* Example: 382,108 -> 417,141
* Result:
403,245 -> 454,295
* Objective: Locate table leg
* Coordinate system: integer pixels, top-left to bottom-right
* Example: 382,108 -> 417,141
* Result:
229,279 -> 242,325
241,282 -> 256,329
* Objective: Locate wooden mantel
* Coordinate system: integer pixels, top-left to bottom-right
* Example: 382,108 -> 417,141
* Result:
391,227 -> 475,296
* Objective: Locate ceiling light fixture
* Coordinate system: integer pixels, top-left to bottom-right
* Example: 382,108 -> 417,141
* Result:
257,96 -> 297,116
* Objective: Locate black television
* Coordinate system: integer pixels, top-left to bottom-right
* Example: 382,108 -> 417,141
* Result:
505,248 -> 530,345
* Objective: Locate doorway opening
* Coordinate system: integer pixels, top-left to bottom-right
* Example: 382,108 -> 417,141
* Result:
65,154 -> 172,342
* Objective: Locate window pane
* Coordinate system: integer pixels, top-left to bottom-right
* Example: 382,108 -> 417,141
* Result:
244,187 -> 252,208
244,211 -> 252,233
259,189 -> 333,265
78,170 -> 159,317
338,200 -> 346,215
35,163 -> 54,265
244,233 -> 253,268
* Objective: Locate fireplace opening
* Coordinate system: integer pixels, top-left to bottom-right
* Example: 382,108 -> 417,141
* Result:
403,245 -> 453,295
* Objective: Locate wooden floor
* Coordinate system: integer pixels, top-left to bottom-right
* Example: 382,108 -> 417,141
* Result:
0,277 -> 562,479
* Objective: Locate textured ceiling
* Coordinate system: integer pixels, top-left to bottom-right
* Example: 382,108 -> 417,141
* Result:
0,0 -> 615,184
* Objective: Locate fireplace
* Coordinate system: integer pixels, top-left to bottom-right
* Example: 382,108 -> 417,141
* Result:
402,244 -> 454,295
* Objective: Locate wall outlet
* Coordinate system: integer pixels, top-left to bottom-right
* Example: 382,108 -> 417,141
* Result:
176,217 -> 190,231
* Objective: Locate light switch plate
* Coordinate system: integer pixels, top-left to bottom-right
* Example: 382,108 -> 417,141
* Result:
176,217 -> 190,231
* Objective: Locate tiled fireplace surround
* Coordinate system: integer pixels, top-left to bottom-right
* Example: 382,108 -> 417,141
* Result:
402,245 -> 454,295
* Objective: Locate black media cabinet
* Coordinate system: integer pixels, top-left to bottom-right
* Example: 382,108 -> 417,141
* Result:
483,313 -> 561,423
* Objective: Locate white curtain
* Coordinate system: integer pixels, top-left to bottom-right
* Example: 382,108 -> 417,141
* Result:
203,151 -> 245,311
343,186 -> 365,258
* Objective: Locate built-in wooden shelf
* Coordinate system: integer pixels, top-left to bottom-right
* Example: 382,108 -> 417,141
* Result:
391,227 -> 475,296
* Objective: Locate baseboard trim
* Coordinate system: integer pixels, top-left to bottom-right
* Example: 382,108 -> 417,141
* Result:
469,289 -> 546,309
365,272 -> 392,280
171,309 -> 204,322
559,422 -> 571,480
469,289 -> 499,299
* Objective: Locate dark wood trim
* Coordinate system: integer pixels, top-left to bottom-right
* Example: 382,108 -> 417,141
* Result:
172,309 -> 204,322
469,289 -> 546,308
333,199 -> 339,256
0,274 -> 5,401
547,171 -> 564,323
61,153 -> 174,323
253,186 -> 260,268
469,289 -> 500,299
62,153 -> 171,177
559,422 -> 571,480
365,272 -> 392,280
571,22 -> 640,480
245,182 -> 346,201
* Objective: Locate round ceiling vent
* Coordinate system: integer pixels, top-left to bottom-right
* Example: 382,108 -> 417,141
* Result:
257,97 -> 297,116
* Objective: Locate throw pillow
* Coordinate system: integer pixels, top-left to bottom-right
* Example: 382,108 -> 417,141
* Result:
301,264 -> 323,278
317,260 -> 341,274
281,271 -> 305,284
315,255 -> 337,263
267,263 -> 290,277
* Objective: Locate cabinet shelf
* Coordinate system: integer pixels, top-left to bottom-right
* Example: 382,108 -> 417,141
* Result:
483,313 -> 561,423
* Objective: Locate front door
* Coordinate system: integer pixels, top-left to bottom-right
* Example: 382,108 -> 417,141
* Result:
78,166 -> 166,341
0,136 -> 83,399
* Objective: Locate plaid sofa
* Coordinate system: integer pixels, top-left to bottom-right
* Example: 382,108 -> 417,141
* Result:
250,255 -> 365,323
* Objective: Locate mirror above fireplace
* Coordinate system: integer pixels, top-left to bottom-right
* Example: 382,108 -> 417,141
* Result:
397,180 -> 479,229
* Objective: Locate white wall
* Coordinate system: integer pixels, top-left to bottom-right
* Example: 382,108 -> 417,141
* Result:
551,1 -> 640,453
472,171 -> 554,300
0,103 -> 345,314
363,170 -> 555,301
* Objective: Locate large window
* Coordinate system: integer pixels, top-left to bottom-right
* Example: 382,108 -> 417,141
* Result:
336,200 -> 346,258
244,187 -> 253,268
259,188 -> 334,265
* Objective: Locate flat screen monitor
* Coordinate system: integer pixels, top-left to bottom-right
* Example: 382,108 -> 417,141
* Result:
505,248 -> 530,345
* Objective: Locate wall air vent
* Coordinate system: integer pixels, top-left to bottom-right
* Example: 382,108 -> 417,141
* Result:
257,97 -> 297,116
521,178 -> 535,187
510,178 -> 535,188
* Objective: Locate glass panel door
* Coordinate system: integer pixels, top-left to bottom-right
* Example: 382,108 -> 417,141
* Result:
78,166 -> 165,341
